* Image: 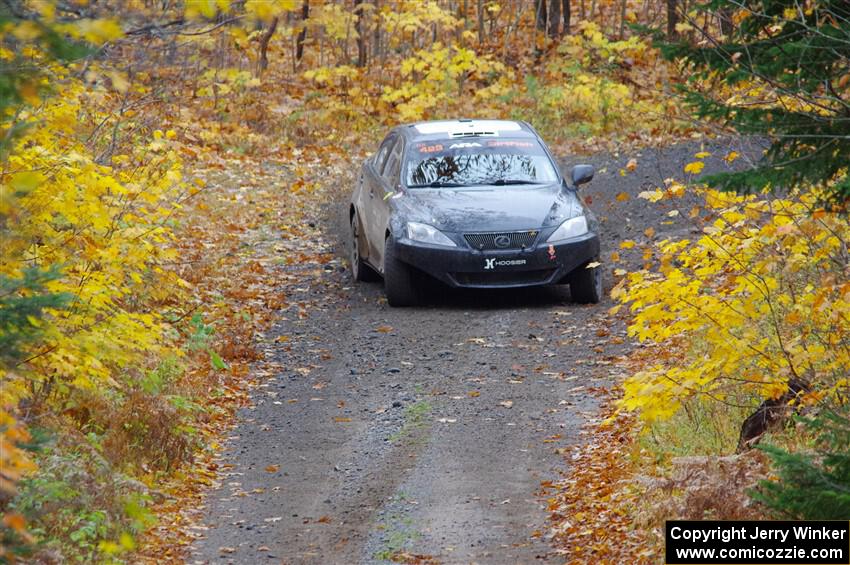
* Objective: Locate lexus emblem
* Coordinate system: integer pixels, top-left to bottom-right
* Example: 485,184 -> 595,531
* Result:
493,235 -> 511,248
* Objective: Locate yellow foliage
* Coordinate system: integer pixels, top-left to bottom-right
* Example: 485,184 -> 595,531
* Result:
684,161 -> 705,174
380,42 -> 510,122
309,3 -> 357,41
617,188 -> 849,423
1,75 -> 186,403
55,18 -> 124,43
381,1 -> 459,40
184,0 -> 231,20
0,410 -> 36,495
245,0 -> 297,22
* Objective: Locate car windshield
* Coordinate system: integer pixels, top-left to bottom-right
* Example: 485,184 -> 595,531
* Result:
405,139 -> 558,188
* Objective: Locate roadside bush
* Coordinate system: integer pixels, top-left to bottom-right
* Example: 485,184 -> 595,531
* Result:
616,186 -> 850,433
10,442 -> 155,562
506,22 -> 678,142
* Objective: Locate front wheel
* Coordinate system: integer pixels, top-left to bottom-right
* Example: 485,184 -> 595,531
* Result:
570,260 -> 603,304
383,239 -> 420,307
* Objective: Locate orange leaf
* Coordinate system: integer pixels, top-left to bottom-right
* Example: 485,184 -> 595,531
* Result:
2,513 -> 26,532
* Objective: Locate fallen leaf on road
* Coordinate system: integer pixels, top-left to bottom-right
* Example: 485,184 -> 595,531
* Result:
468,391 -> 480,397
263,516 -> 282,523
375,325 -> 393,333
334,417 -> 352,423
317,516 -> 332,523
265,465 -> 279,473
499,400 -> 514,408
437,418 -> 457,423
219,547 -> 236,554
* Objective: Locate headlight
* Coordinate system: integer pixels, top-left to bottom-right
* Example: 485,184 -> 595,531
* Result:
406,222 -> 456,247
547,216 -> 588,243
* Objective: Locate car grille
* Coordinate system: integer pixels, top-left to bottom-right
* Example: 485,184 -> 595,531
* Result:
452,269 -> 556,287
463,230 -> 539,250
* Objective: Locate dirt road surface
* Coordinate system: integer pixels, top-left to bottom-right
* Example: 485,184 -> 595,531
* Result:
187,139 -> 759,564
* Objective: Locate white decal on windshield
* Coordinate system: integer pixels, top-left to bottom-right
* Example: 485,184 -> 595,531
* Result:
449,142 -> 482,149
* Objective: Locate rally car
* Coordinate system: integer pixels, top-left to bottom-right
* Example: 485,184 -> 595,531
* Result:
349,119 -> 601,307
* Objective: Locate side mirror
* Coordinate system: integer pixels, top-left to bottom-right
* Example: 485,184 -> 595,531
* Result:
571,164 -> 594,187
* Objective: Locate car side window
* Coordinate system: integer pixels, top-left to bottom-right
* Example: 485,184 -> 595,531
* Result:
373,136 -> 394,175
381,137 -> 404,185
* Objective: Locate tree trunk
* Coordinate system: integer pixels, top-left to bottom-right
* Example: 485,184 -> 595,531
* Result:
619,0 -> 627,38
548,0 -> 561,37
666,0 -> 678,39
295,0 -> 309,64
719,7 -> 734,37
477,0 -> 485,44
258,16 -> 279,74
354,0 -> 367,67
737,378 -> 810,453
562,0 -> 570,34
535,0 -> 547,32
373,0 -> 382,64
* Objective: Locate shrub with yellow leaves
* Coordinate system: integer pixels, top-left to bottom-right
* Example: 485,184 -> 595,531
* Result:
1,39 -> 188,562
1,80 -> 186,408
615,187 -> 849,426
381,42 -> 511,122
508,21 -> 679,142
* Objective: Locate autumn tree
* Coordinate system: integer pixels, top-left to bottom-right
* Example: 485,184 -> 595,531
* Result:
664,0 -> 850,207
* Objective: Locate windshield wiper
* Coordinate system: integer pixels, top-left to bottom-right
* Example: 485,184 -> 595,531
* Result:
490,179 -> 544,185
407,181 -> 470,188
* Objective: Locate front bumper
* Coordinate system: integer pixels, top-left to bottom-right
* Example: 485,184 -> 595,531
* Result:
393,232 -> 600,289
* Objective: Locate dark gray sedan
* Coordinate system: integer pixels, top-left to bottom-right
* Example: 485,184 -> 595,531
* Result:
349,119 -> 601,307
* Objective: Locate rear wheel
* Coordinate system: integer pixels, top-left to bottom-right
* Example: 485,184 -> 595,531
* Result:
570,259 -> 603,304
350,214 -> 379,282
384,238 -> 420,307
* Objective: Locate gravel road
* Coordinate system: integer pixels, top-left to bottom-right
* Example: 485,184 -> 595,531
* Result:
188,137 -> 761,565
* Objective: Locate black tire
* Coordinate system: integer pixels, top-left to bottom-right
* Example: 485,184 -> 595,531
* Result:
384,238 -> 420,307
570,259 -> 603,304
350,214 -> 379,282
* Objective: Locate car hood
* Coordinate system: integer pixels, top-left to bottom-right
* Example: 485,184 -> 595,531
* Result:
397,184 -> 584,233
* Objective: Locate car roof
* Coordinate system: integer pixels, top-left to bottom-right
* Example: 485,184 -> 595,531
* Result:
398,119 -> 539,142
